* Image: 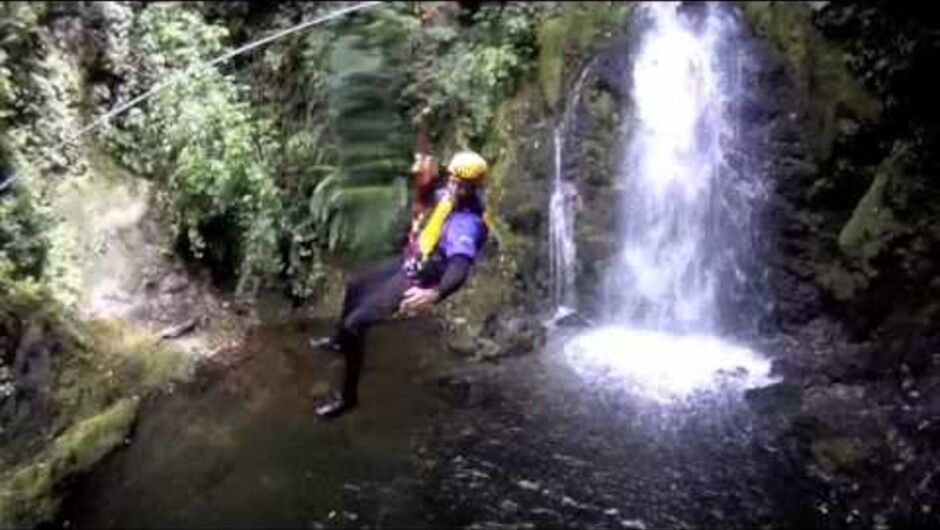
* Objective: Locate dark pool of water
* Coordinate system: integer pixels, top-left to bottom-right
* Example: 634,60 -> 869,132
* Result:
56,318 -> 814,529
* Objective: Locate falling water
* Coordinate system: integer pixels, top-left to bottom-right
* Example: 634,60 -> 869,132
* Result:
565,2 -> 774,401
549,128 -> 577,313
611,2 -> 728,331
548,63 -> 594,318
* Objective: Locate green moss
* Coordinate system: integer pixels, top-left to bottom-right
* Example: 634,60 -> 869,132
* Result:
838,143 -> 907,262
814,264 -> 868,302
578,85 -> 621,184
811,436 -> 874,474
88,319 -> 191,393
0,314 -> 188,525
0,397 -> 140,528
484,89 -> 524,248
565,2 -> 631,49
536,17 -> 565,111
536,3 -> 631,114
440,79 -> 547,349
741,1 -> 881,161
741,2 -> 810,75
487,83 -> 546,257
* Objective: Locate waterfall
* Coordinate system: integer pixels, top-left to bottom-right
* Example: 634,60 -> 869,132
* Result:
549,128 -> 577,313
548,63 -> 594,319
565,2 -> 774,402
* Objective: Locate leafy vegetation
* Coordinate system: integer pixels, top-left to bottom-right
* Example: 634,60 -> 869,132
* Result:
104,5 -> 282,296
415,3 -> 540,149
0,186 -> 48,280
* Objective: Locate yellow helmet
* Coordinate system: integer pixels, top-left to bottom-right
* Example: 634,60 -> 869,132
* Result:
447,150 -> 488,184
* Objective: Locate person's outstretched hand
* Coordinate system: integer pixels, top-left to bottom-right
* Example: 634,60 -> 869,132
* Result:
398,286 -> 439,316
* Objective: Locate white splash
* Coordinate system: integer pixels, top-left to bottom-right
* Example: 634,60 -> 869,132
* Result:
565,327 -> 775,403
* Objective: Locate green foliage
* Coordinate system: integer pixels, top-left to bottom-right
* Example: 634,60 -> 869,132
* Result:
421,4 -> 540,148
0,186 -> 49,279
536,2 -> 632,111
0,57 -> 13,118
0,3 -> 43,77
0,258 -> 53,321
327,31 -> 411,184
537,17 -> 566,110
252,23 -> 336,299
162,75 -> 282,292
107,4 -> 282,296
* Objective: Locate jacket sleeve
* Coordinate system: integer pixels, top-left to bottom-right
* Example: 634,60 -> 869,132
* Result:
436,254 -> 473,301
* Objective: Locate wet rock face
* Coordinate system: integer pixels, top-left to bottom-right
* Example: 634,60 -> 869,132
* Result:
41,1 -> 136,111
0,321 -> 58,442
444,305 -> 546,362
566,76 -> 622,317
814,4 -> 940,140
733,4 -> 940,526
482,310 -> 547,359
549,34 -> 632,320
727,2 -> 940,350
756,2 -> 940,344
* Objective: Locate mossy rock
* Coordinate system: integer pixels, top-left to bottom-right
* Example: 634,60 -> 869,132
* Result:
811,435 -> 876,474
1,312 -> 190,526
51,319 -> 189,423
535,3 -> 632,114
0,397 -> 140,527
740,1 -> 881,162
838,142 -> 909,264
813,264 -> 868,303
440,78 -> 551,352
536,17 -> 565,112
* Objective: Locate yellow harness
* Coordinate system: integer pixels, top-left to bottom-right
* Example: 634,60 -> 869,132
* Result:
415,193 -> 454,261
412,192 -> 493,264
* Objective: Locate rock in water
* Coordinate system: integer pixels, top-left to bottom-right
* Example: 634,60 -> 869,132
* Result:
160,273 -> 189,294
555,310 -> 592,328
157,318 -> 199,340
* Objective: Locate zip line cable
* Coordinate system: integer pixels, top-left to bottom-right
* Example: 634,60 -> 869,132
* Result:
4,1 -> 383,192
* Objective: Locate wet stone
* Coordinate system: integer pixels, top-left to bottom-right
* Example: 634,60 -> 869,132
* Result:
160,273 -> 189,294
517,480 -> 541,491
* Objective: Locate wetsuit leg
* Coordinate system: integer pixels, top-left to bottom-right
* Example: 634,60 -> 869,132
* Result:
312,257 -> 402,348
340,257 -> 403,320
336,270 -> 409,403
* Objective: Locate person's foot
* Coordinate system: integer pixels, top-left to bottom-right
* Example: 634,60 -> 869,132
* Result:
314,392 -> 358,420
309,335 -> 342,353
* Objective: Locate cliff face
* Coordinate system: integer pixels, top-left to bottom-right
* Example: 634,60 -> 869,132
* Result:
738,4 -> 940,526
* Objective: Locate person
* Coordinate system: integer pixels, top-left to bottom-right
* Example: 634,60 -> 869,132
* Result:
310,150 -> 490,419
